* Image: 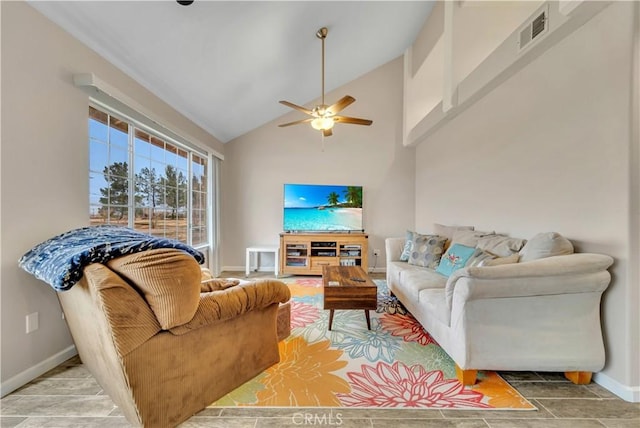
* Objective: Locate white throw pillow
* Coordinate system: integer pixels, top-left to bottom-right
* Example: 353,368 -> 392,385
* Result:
466,249 -> 519,267
519,232 -> 573,262
484,253 -> 519,266
450,229 -> 495,248
476,234 -> 527,258
434,223 -> 474,250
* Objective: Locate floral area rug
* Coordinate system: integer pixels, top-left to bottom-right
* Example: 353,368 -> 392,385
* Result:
210,277 -> 535,410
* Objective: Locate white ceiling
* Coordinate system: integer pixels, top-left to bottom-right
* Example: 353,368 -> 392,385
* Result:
29,1 -> 434,143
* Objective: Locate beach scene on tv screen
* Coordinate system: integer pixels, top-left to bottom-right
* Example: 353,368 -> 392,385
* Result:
284,184 -> 363,231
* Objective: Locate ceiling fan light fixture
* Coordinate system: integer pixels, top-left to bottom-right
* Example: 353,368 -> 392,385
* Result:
311,117 -> 335,131
278,26 -> 372,137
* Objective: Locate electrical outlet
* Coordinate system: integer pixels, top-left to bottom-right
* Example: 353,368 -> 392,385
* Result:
373,249 -> 380,257
26,312 -> 39,334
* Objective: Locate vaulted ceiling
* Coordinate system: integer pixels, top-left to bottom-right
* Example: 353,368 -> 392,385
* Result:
30,1 -> 434,143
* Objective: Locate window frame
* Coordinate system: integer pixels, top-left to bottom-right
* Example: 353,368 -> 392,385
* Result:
88,101 -> 214,266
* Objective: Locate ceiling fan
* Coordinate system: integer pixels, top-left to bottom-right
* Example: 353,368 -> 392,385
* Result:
278,27 -> 373,137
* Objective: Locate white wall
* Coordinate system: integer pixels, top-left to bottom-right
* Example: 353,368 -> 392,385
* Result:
221,57 -> 415,272
0,2 -> 223,393
414,1 -> 639,400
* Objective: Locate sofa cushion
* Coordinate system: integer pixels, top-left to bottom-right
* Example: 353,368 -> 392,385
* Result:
200,266 -> 214,281
408,234 -> 447,269
519,232 -> 574,262
199,267 -> 241,291
436,244 -> 476,276
398,268 -> 447,302
201,278 -> 240,292
80,263 -> 162,356
476,235 -> 527,257
107,248 -> 202,330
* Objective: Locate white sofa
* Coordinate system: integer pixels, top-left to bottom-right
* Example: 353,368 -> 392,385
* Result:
385,230 -> 613,385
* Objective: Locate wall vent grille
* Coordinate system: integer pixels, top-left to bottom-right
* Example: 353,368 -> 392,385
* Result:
518,6 -> 549,52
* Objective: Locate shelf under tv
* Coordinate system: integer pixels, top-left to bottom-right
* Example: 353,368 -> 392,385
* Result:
279,232 -> 368,276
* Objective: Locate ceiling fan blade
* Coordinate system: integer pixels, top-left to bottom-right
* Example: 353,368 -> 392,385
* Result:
279,100 -> 314,116
334,116 -> 373,126
323,128 -> 333,137
278,118 -> 313,127
327,95 -> 355,115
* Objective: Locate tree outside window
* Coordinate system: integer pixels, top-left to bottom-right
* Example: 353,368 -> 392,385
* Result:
89,106 -> 208,247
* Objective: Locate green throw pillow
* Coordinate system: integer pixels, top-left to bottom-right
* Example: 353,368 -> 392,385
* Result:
436,243 -> 476,276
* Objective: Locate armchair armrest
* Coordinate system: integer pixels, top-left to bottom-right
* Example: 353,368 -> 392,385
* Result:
170,279 -> 291,335
446,253 -> 613,306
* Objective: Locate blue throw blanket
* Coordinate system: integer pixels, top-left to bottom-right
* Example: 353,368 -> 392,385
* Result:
19,225 -> 205,291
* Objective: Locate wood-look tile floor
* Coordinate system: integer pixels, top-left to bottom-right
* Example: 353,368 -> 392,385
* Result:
2,272 -> 638,428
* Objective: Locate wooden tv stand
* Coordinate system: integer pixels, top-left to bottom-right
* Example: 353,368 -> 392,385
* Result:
279,232 -> 368,276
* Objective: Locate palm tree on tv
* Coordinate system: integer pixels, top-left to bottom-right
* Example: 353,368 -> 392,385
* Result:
343,186 -> 362,208
327,192 -> 340,206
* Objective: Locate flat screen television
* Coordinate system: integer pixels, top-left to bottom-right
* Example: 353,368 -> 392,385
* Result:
283,183 -> 363,232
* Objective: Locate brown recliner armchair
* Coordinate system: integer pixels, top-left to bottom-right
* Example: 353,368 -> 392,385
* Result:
57,248 -> 290,427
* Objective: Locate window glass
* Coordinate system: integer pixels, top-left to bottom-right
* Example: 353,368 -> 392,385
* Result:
88,106 -> 209,252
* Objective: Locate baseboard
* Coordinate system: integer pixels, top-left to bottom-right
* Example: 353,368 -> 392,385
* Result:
593,371 -> 640,402
1,345 -> 77,397
222,265 -> 273,275
222,265 -> 265,273
222,266 -> 387,275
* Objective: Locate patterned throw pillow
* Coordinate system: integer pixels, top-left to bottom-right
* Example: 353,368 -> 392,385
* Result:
407,234 -> 447,269
436,244 -> 476,276
400,230 -> 415,261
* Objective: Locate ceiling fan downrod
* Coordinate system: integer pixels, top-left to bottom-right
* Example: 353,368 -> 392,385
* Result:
317,27 -> 328,107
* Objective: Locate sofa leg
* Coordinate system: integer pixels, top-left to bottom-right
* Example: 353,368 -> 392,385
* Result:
455,364 -> 477,385
565,371 -> 592,384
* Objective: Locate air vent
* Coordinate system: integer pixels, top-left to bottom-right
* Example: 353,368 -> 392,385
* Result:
518,6 -> 549,52
532,12 -> 546,38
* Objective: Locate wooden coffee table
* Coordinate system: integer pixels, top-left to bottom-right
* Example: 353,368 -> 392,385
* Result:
322,265 -> 378,330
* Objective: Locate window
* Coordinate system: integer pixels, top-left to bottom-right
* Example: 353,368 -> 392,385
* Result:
89,105 -> 210,253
